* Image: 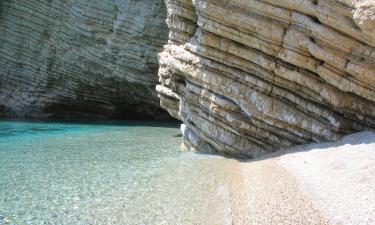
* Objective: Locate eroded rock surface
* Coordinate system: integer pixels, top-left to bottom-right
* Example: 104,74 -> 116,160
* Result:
158,0 -> 375,157
0,0 -> 169,119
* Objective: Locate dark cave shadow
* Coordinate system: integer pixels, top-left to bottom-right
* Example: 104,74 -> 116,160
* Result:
0,118 -> 181,129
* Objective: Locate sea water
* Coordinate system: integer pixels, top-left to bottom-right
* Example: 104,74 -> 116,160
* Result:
0,120 -> 235,225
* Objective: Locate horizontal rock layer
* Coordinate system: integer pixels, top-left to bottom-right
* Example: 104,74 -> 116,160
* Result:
0,0 -> 169,119
158,0 -> 375,157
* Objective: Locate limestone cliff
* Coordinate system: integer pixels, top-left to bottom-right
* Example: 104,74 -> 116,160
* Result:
158,0 -> 375,157
0,0 -> 169,119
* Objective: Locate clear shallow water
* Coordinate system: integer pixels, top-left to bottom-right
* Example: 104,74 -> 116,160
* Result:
0,120 -> 235,225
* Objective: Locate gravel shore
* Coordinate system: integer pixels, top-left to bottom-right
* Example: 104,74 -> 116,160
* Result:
226,131 -> 375,225
226,159 -> 327,225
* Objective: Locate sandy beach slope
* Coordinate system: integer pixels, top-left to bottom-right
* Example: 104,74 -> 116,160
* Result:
226,131 -> 375,225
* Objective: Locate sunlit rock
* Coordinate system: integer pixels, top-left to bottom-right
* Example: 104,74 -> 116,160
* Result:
158,0 -> 375,157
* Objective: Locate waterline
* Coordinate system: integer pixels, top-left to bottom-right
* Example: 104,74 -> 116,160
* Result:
0,120 -> 235,224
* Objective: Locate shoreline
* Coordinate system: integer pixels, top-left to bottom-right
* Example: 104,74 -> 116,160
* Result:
224,158 -> 327,225
224,131 -> 375,224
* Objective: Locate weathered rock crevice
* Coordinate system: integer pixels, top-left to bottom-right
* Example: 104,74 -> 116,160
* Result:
0,0 -> 170,119
158,0 -> 375,157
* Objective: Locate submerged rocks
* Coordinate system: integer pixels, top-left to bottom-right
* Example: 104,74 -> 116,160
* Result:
158,0 -> 375,157
0,0 -> 169,119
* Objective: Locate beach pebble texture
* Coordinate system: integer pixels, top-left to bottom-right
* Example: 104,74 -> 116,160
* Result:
0,0 -> 169,119
158,0 -> 375,157
279,131 -> 375,225
227,131 -> 375,224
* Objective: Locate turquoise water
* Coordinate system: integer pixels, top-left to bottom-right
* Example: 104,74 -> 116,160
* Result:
0,120 -> 234,225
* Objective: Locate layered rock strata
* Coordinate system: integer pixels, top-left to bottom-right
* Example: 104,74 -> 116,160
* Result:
0,0 -> 169,119
157,0 -> 375,157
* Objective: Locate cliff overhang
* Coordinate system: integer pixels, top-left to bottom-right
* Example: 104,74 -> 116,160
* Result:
157,0 -> 375,157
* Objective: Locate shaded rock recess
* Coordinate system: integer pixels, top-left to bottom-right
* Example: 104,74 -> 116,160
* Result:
0,0 -> 169,119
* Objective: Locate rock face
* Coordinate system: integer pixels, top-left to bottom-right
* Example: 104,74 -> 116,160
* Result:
158,0 -> 375,157
0,0 -> 169,119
